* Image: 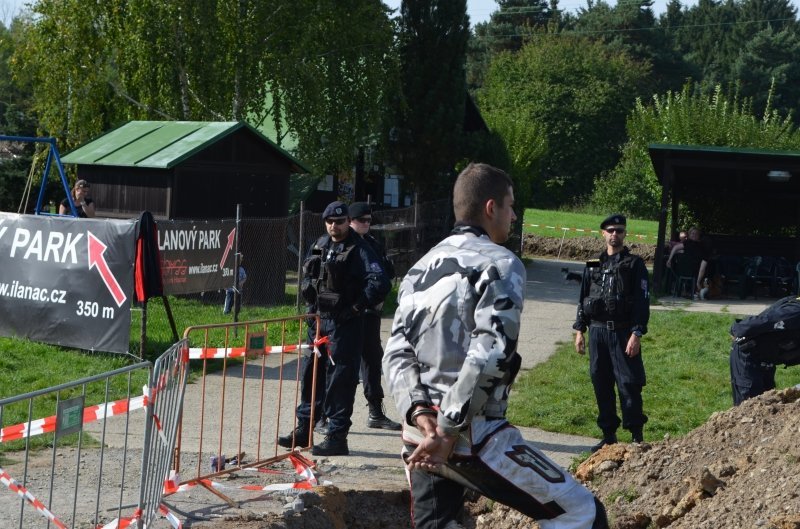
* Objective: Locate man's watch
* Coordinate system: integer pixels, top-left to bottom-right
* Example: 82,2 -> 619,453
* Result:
632,330 -> 643,338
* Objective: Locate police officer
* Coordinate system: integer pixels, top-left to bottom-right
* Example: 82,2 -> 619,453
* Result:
573,214 -> 650,452
348,202 -> 401,431
278,200 -> 391,456
729,340 -> 776,406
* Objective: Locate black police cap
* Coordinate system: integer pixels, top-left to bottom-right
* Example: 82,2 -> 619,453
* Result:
349,202 -> 372,219
322,201 -> 349,219
600,214 -> 626,229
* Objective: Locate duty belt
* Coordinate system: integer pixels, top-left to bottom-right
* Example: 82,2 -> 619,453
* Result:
590,320 -> 632,331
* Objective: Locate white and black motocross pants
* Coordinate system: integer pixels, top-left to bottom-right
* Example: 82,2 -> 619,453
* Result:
402,418 -> 608,529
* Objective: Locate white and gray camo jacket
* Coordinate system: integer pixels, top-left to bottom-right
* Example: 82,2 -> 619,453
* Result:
382,226 -> 526,437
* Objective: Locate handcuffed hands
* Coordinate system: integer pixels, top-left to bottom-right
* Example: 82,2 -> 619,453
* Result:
406,426 -> 455,471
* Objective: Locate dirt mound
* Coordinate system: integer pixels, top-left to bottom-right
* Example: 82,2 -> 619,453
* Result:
522,234 -> 657,264
580,386 -> 800,528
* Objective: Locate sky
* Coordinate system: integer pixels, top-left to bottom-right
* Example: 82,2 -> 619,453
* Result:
0,0 -> 682,28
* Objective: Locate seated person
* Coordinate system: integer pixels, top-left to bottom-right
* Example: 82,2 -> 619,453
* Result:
665,230 -> 687,253
666,227 -> 711,297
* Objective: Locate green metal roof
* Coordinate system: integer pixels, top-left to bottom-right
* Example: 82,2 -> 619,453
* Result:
61,121 -> 310,173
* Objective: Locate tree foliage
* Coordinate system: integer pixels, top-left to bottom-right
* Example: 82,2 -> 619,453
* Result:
10,0 -> 396,173
479,31 -> 650,208
570,0 -> 690,94
592,81 -> 800,219
391,0 -> 470,201
467,0 -> 552,92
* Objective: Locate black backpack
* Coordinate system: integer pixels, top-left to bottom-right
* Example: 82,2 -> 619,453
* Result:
731,296 -> 800,366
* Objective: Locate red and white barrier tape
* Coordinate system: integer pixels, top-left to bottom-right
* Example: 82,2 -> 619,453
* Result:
0,466 -> 68,529
525,223 -> 652,239
0,393 -> 148,444
187,336 -> 330,361
97,505 -> 182,529
163,453 -> 323,497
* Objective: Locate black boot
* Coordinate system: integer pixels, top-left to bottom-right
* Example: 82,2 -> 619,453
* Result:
590,432 -> 617,453
630,427 -> 643,444
312,433 -> 349,456
277,422 -> 310,449
367,399 -> 401,431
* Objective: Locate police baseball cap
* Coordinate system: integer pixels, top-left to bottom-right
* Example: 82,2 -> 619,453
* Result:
349,202 -> 371,219
600,214 -> 626,229
322,201 -> 349,219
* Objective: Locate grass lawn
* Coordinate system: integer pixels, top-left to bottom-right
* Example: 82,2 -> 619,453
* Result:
508,309 -> 799,442
523,208 -> 660,242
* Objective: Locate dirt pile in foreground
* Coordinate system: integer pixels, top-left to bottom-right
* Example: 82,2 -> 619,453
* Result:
580,386 -> 800,529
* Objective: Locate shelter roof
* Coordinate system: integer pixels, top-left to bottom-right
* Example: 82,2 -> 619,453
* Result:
649,143 -> 800,187
61,121 -> 310,173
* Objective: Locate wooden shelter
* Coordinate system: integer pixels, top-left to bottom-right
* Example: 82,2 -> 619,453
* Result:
61,121 -> 309,219
650,143 -> 800,290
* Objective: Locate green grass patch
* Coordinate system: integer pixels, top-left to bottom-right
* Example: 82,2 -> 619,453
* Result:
508,310 -> 798,441
522,208 -> 659,241
606,486 -> 639,503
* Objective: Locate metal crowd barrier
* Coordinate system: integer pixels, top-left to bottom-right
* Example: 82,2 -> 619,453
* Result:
171,314 -> 321,506
0,362 -> 152,528
0,339 -> 190,529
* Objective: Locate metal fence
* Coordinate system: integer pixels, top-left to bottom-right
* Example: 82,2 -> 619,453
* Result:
170,315 -> 321,506
0,362 -> 151,528
0,339 -> 189,529
197,198 -> 455,312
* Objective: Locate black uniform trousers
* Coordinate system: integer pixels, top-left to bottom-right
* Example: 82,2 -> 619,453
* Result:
297,315 -> 364,436
359,312 -> 385,401
730,342 -> 776,406
588,325 -> 647,434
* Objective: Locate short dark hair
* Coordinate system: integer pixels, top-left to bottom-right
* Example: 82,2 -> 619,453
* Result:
452,163 -> 513,224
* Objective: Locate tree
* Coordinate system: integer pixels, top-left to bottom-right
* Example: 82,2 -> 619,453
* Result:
467,0 -> 553,92
11,0 -> 397,174
593,82 -> 800,219
733,26 -> 800,119
0,18 -> 39,213
12,0 -> 120,149
479,31 -> 651,208
391,0 -> 470,201
571,0 -> 690,94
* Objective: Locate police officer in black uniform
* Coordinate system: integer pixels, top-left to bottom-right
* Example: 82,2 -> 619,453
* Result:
729,340 -> 776,406
278,201 -> 391,456
573,214 -> 650,452
348,202 -> 401,431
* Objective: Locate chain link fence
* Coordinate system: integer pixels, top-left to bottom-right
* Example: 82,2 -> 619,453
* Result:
198,199 -> 456,311
194,196 -> 526,312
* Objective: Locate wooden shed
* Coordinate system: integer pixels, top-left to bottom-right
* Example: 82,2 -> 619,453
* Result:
61,121 -> 309,219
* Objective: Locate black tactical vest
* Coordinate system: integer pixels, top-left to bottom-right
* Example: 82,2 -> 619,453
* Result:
582,252 -> 637,321
302,234 -> 359,313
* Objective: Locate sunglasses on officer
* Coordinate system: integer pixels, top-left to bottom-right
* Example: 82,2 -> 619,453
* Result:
325,217 -> 348,226
604,227 -> 626,234
353,216 -> 372,224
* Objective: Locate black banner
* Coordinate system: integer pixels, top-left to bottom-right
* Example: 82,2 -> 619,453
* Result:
157,219 -> 237,295
0,213 -> 136,354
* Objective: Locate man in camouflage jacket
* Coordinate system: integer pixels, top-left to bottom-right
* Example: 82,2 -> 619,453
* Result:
383,163 -> 608,529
